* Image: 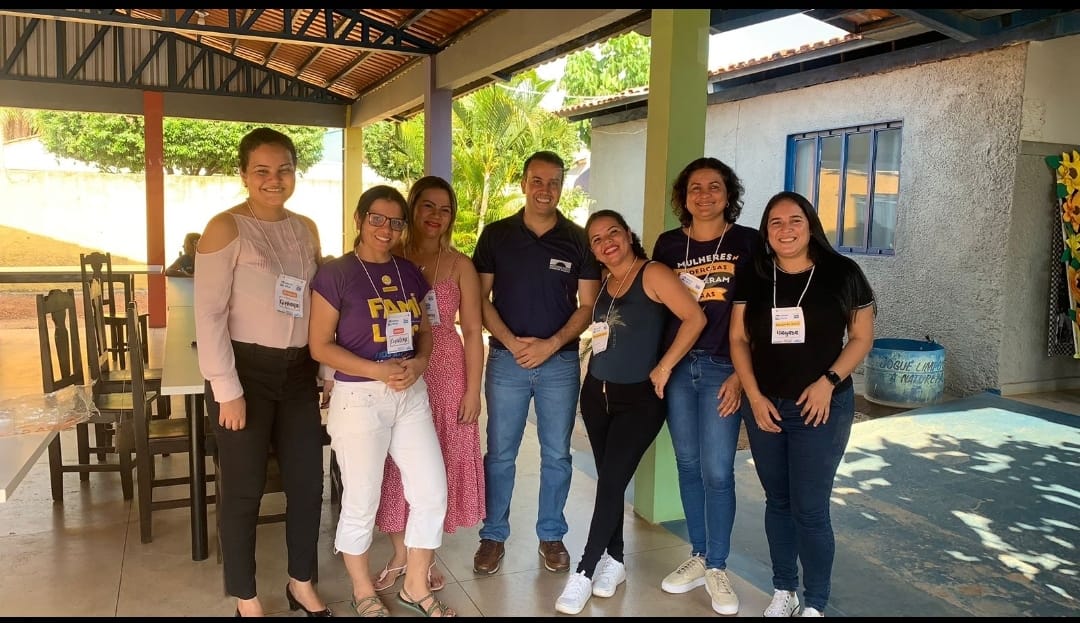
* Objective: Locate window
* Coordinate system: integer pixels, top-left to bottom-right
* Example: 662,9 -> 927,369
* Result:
787,121 -> 901,255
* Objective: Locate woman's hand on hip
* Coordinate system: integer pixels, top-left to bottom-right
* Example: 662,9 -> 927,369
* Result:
649,364 -> 672,398
218,396 -> 247,431
797,377 -> 834,427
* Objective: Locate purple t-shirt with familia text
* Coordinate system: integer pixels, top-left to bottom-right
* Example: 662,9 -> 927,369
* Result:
310,252 -> 430,382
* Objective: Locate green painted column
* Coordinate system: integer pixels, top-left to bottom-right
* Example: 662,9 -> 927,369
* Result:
633,9 -> 711,524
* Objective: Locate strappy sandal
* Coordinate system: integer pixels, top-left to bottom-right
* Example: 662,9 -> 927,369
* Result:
398,586 -> 456,617
372,561 -> 407,593
352,595 -> 389,618
428,561 -> 446,592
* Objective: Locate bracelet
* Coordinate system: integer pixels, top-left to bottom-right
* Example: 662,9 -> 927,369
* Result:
659,364 -> 670,374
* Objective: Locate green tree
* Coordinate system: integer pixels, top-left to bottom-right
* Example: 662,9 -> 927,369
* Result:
362,70 -> 581,255
32,112 -> 325,174
559,32 -> 651,145
362,117 -> 425,186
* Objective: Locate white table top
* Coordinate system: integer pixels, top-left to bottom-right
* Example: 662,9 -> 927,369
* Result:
160,306 -> 204,396
0,430 -> 56,503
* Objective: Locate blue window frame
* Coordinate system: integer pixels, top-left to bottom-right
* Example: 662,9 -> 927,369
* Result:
786,121 -> 902,255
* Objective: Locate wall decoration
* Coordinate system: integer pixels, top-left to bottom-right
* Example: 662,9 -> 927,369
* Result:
1047,150 -> 1080,358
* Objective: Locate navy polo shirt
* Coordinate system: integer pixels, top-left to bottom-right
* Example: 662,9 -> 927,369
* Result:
473,209 -> 600,352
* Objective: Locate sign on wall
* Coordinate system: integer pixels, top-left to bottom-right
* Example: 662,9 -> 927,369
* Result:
1046,150 -> 1080,358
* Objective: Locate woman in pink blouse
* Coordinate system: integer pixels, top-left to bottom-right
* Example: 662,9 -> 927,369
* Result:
194,127 -> 331,618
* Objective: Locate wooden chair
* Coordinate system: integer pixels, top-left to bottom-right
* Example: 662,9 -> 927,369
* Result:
123,302 -> 216,544
80,251 -> 149,369
35,288 -> 153,502
83,275 -> 171,421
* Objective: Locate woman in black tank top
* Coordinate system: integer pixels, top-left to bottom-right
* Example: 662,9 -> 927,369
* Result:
554,210 -> 706,615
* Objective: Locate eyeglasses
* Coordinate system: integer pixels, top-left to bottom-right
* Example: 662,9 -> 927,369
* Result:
366,212 -> 406,231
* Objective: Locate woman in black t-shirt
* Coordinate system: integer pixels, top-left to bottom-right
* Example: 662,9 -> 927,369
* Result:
729,191 -> 875,617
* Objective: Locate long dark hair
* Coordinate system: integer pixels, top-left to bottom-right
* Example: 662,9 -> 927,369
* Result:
670,157 -> 744,227
585,209 -> 648,263
753,190 -> 878,321
352,185 -> 408,248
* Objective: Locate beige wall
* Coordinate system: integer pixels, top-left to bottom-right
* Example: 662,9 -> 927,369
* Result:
0,170 -> 346,261
590,43 -> 1061,396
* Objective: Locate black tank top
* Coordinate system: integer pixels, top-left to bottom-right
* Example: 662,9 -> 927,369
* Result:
588,261 -> 666,384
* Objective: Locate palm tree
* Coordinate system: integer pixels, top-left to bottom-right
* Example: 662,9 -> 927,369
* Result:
452,72 -> 580,238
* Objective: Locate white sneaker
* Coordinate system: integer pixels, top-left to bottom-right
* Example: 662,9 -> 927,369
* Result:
555,571 -> 593,615
704,568 -> 739,615
764,589 -> 800,617
661,555 -> 706,593
592,554 -> 626,598
800,606 -> 824,617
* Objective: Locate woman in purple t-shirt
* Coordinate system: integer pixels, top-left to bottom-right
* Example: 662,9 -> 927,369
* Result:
309,185 -> 454,618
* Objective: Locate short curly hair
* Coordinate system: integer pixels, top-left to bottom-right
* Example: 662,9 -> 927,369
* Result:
670,157 -> 744,227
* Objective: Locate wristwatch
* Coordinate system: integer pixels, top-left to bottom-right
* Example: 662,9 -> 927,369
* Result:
823,370 -> 842,387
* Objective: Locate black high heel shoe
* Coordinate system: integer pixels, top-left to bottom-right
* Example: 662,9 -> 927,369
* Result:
286,583 -> 334,617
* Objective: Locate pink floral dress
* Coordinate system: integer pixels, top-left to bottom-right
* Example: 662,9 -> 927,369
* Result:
375,260 -> 485,533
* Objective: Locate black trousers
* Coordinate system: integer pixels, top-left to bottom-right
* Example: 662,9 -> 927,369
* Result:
577,372 -> 666,577
207,341 -> 323,599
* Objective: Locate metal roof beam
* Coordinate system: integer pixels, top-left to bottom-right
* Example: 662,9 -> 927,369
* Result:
892,9 -> 1072,42
0,8 -> 439,55
889,9 -> 983,42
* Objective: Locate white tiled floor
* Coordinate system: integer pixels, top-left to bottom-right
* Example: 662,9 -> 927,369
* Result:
0,326 -> 774,617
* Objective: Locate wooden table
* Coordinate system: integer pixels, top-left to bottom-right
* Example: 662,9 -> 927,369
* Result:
159,304 -> 210,561
0,265 -> 164,284
0,430 -> 57,503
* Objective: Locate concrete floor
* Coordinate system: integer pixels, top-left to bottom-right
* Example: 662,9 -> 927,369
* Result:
1,325 -> 1078,616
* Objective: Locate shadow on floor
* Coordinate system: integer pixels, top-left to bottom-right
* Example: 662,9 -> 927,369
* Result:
666,391 -> 1080,617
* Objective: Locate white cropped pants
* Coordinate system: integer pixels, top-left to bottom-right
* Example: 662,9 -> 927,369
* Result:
327,378 -> 447,555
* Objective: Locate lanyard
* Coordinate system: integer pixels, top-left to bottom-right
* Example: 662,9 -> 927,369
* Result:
683,221 -> 730,268
592,258 -> 638,322
773,263 -> 815,308
246,200 -> 304,278
406,245 -> 443,285
355,252 -> 407,308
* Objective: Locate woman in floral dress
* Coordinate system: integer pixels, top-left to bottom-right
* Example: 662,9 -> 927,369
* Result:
372,175 -> 486,593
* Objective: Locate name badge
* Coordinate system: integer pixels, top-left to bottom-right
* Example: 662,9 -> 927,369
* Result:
589,321 -> 609,354
275,274 -> 306,318
771,306 -> 806,344
422,290 -> 441,326
385,311 -> 414,354
679,271 -> 705,302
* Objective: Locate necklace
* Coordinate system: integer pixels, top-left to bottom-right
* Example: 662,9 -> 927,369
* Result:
245,199 -> 303,277
405,244 -> 443,284
593,258 -> 639,323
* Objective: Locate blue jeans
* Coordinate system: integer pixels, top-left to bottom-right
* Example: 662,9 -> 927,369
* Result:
665,350 -> 742,569
480,347 -> 581,542
740,385 -> 855,613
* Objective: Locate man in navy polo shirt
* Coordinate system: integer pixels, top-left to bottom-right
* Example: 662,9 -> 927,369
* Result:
471,150 -> 601,576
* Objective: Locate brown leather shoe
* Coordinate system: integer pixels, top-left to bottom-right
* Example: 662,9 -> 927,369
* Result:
473,539 -> 505,575
538,540 -> 570,573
